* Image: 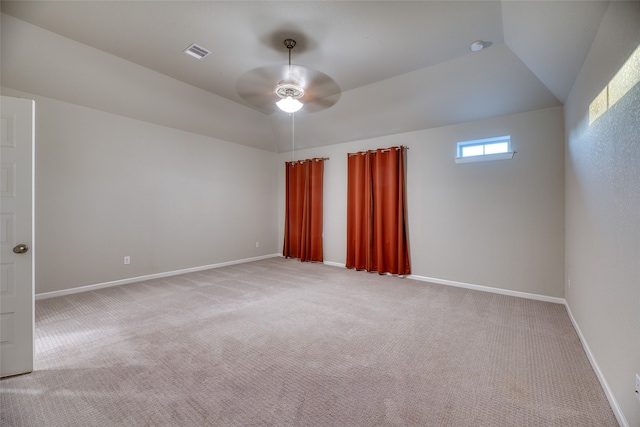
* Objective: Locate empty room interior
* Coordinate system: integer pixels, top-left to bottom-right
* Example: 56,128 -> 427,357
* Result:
1,1 -> 639,426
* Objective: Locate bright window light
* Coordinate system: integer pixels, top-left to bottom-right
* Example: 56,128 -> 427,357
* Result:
462,145 -> 484,157
589,44 -> 640,125
484,141 -> 509,155
455,136 -> 514,164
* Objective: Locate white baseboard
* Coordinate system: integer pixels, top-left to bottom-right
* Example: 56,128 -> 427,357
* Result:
321,263 -> 565,304
407,274 -> 566,304
35,253 -> 280,300
323,260 -> 346,268
564,303 -> 628,427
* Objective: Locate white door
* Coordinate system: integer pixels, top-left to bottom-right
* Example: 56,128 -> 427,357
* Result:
0,96 -> 35,378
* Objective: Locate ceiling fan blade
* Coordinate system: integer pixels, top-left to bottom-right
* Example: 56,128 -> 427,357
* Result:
302,93 -> 341,113
236,65 -> 291,113
237,64 -> 341,114
297,71 -> 341,113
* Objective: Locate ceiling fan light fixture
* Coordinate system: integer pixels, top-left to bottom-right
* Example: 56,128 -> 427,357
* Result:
276,96 -> 303,113
275,82 -> 304,113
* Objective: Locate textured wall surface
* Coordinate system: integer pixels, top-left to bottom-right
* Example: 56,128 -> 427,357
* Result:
564,1 -> 640,425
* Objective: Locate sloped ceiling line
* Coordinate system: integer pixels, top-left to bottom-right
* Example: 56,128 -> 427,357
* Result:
0,1 -> 608,152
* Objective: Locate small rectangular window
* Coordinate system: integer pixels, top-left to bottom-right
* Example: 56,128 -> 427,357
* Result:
455,136 -> 514,163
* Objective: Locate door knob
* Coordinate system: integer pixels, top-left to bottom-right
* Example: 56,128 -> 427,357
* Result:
13,244 -> 28,254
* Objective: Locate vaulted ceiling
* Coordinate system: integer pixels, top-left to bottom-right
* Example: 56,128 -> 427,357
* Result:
1,1 -> 609,152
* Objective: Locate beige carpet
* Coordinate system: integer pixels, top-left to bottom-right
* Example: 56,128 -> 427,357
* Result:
1,258 -> 618,426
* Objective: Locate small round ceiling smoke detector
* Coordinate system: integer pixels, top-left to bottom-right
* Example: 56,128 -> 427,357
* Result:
470,40 -> 485,52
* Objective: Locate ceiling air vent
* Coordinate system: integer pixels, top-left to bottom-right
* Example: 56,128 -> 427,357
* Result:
183,43 -> 211,60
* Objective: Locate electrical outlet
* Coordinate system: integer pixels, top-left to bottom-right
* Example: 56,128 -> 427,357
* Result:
124,256 -> 130,265
635,374 -> 640,402
568,278 -> 571,289
255,242 -> 260,248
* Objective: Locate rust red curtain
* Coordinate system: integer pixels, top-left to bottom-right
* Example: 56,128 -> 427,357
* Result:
346,147 -> 410,275
283,158 -> 324,262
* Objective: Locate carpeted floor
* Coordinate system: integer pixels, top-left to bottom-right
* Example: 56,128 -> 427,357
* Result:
1,258 -> 618,426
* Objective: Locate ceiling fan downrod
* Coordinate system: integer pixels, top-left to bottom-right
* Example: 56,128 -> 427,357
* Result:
284,38 -> 296,66
275,38 -> 304,113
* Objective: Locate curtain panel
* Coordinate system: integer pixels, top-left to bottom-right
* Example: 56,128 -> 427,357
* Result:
283,158 -> 325,262
346,147 -> 410,275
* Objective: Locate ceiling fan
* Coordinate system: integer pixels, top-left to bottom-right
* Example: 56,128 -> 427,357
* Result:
236,38 -> 341,114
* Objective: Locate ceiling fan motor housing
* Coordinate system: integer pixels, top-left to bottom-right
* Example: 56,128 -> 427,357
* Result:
275,82 -> 304,99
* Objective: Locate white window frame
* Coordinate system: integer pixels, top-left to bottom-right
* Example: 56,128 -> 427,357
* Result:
454,135 -> 514,164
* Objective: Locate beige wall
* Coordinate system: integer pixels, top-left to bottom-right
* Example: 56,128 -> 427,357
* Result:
278,106 -> 565,298
564,1 -> 640,425
2,89 -> 280,295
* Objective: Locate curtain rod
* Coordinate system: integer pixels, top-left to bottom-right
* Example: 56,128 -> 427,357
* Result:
348,146 -> 409,156
286,157 -> 329,164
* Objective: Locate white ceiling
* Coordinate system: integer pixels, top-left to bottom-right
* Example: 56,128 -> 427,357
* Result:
0,1 -> 609,152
